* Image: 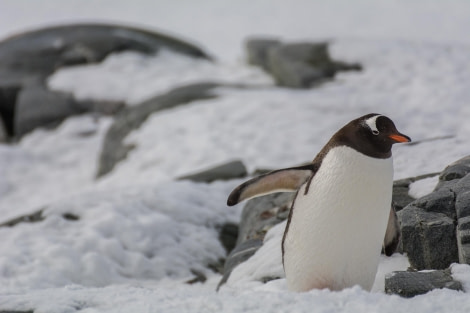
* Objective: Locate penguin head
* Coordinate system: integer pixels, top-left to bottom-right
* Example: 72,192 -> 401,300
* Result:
335,113 -> 411,158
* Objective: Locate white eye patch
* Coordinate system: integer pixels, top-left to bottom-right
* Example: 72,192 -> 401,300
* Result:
364,115 -> 382,134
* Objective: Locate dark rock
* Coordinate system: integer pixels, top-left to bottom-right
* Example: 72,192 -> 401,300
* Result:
245,38 -> 281,70
0,209 -> 44,227
186,269 -> 207,284
457,216 -> 470,263
0,23 -> 212,140
0,23 -> 211,80
456,191 -> 470,219
385,269 -> 463,298
398,206 -> 458,270
440,164 -> 470,182
218,222 -> 239,254
216,239 -> 263,291
0,84 -> 21,137
392,172 -> 439,211
412,188 -> 456,219
246,39 -> 362,88
14,85 -> 85,137
62,213 -> 80,221
96,82 -> 220,177
178,160 -> 247,183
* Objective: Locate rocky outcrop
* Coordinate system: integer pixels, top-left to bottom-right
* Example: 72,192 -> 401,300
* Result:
246,38 -> 361,88
385,269 -> 463,298
0,23 -> 212,139
398,155 -> 470,270
96,83 -> 220,177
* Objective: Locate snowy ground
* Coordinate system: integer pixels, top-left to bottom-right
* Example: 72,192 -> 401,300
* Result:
2,1 -> 470,312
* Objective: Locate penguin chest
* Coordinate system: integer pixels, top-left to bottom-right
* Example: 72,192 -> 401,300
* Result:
283,146 -> 393,292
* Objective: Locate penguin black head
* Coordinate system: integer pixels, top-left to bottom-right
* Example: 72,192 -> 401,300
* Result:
330,113 -> 411,159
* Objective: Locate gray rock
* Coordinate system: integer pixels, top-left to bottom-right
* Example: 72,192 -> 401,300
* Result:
385,269 -> 463,298
245,39 -> 361,88
216,239 -> 263,291
457,216 -> 470,264
178,160 -> 247,183
96,82 -> 220,177
245,38 -> 281,70
398,206 -> 458,270
218,222 -> 239,254
456,190 -> 470,219
392,172 -> 439,211
14,85 -> 84,137
0,23 -> 211,80
236,192 -> 294,246
412,188 -> 456,219
0,23 -> 212,140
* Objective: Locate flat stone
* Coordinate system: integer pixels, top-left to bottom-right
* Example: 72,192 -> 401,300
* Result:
385,269 -> 463,298
245,38 -> 281,70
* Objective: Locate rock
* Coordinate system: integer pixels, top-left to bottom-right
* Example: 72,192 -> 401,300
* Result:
218,222 -> 239,254
392,172 -> 439,211
245,38 -> 281,70
397,155 -> 470,270
178,160 -> 247,183
412,188 -> 456,219
216,239 -> 263,291
0,23 -> 212,140
245,38 -> 361,88
385,269 -> 463,298
14,85 -> 85,137
236,192 -> 294,245
0,209 -> 45,227
457,216 -> 470,264
399,205 -> 458,270
0,23 -> 211,81
96,82 -> 220,177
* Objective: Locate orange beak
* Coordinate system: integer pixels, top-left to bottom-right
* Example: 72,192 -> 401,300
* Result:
389,133 -> 411,143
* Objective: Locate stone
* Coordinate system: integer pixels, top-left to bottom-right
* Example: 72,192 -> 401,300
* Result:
14,85 -> 84,137
0,23 -> 211,80
245,38 -> 281,70
0,209 -> 44,227
267,42 -> 361,88
385,269 -> 463,298
236,192 -> 294,245
0,23 -> 212,139
398,206 -> 458,270
392,173 -> 439,211
456,190 -> 470,219
96,82 -> 221,177
457,216 -> 470,264
216,239 -> 263,291
244,38 -> 361,89
178,160 -> 247,183
218,222 -> 239,254
412,188 -> 456,219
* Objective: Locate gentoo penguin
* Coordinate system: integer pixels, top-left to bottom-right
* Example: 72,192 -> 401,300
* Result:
227,113 -> 410,292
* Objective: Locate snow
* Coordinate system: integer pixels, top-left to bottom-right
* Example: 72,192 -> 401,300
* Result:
2,0 -> 470,312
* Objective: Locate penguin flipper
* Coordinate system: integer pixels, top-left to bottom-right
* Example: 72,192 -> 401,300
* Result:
227,164 -> 317,206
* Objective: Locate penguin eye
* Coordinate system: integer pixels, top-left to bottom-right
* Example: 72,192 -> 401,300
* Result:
372,130 -> 379,135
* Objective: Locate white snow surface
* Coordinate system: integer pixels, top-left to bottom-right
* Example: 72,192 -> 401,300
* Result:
2,0 -> 470,312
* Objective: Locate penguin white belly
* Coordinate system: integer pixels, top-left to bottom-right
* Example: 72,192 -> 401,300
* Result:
283,146 -> 393,292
